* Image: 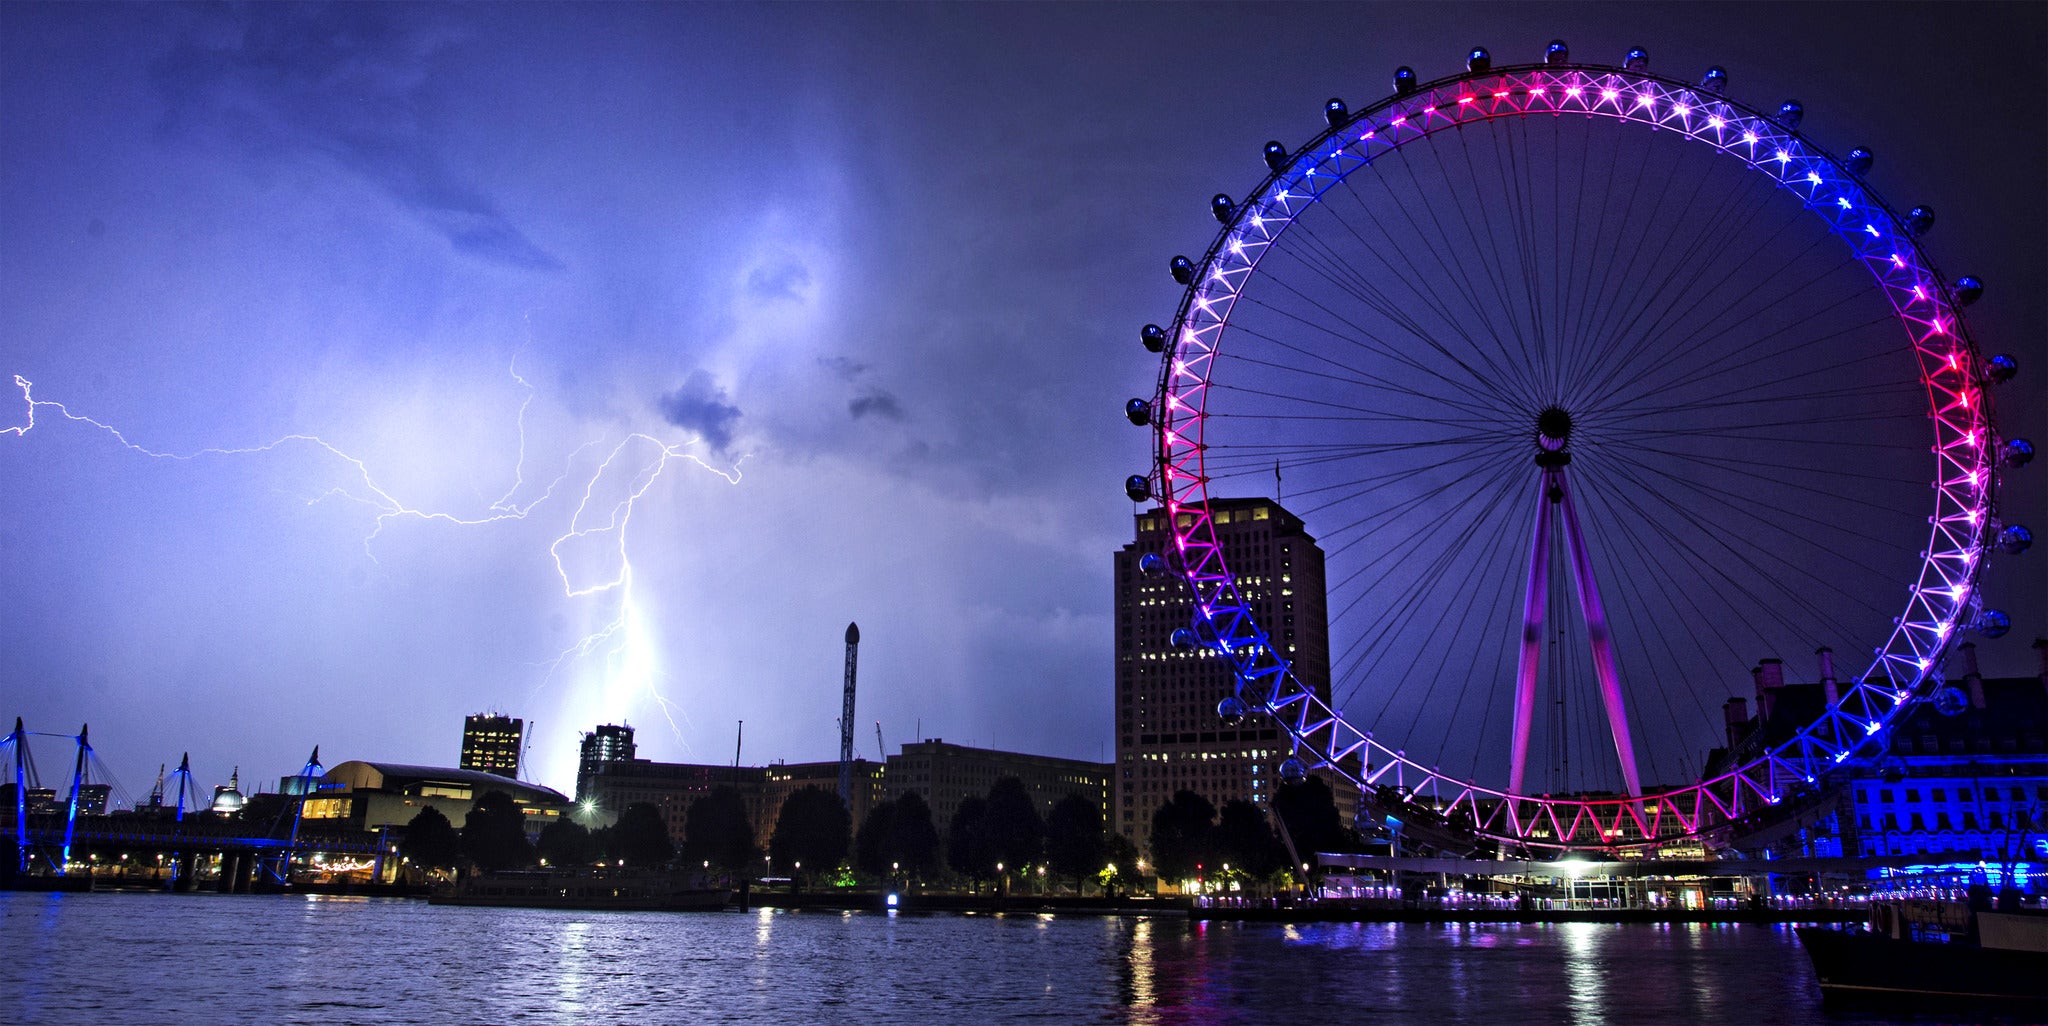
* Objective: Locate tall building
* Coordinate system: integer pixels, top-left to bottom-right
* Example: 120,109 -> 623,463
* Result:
577,723 -> 638,790
884,740 -> 1110,834
1113,497 -> 1341,849
459,713 -> 524,779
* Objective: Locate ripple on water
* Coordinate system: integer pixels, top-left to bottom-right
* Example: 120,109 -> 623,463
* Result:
2,893 -> 1868,1025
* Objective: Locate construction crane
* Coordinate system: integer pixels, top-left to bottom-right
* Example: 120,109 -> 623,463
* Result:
875,721 -> 886,762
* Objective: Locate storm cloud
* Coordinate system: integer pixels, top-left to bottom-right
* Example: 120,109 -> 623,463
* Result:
656,371 -> 742,453
151,5 -> 561,271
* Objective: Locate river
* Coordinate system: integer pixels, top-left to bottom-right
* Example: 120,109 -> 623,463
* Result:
3,891 -> 1918,1024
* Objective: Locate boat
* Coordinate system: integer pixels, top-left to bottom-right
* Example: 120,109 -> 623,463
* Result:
430,868 -> 731,911
1795,896 -> 2048,1014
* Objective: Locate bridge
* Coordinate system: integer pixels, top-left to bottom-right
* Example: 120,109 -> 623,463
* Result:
3,719 -> 389,891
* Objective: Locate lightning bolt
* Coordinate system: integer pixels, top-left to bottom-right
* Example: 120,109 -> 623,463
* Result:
5,368 -> 741,752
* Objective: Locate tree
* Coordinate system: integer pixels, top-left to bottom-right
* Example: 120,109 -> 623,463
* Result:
1213,799 -> 1285,882
768,785 -> 849,882
889,791 -> 941,880
1148,789 -> 1215,885
683,785 -> 757,877
400,806 -> 460,873
982,777 -> 1044,876
460,790 -> 535,871
1102,833 -> 1142,896
1043,793 -> 1106,893
947,795 -> 991,882
612,801 -> 675,867
536,818 -> 593,867
853,799 -> 899,878
1274,775 -> 1350,869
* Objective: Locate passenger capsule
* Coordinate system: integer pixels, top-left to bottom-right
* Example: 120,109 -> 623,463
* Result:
1977,609 -> 2012,638
1905,205 -> 1935,236
1125,475 -> 1152,502
1125,398 -> 1152,426
1933,686 -> 1968,717
1139,552 -> 1166,576
1545,40 -> 1569,65
1263,140 -> 1289,172
1170,255 -> 1194,285
1998,524 -> 2033,555
2003,438 -> 2034,468
1625,47 -> 1649,70
1393,66 -> 1417,95
1699,66 -> 1727,93
1142,323 -> 1167,352
1955,276 -> 1984,306
1171,627 -> 1200,649
1467,47 -> 1491,72
1986,354 -> 2018,384
1324,98 -> 1349,128
1777,100 -> 1804,129
1211,194 -> 1236,225
1846,147 -> 1874,175
1278,757 -> 1309,785
1217,695 -> 1249,727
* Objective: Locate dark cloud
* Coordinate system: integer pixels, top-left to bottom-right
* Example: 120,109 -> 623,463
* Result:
818,356 -> 869,381
657,371 -> 742,452
152,5 -> 561,271
745,259 -> 811,302
849,387 -> 905,421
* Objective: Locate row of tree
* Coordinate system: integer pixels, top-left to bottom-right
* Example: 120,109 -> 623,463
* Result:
1146,776 -> 1351,885
399,775 -> 1354,890
398,791 -> 674,873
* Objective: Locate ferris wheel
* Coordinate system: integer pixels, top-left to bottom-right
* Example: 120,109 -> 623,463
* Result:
1127,42 -> 2034,851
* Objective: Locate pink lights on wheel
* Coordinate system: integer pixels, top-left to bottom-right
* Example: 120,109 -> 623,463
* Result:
1149,62 -> 1998,848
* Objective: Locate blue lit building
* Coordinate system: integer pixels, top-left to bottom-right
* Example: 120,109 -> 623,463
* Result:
1717,640 -> 2048,888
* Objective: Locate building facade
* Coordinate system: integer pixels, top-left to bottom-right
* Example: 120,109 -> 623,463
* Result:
304,761 -> 571,836
576,758 -> 769,848
767,759 -> 886,842
885,739 -> 1109,837
1112,497 -> 1342,849
459,713 -> 524,778
1838,642 -> 2048,874
1718,640 -> 2048,880
575,747 -> 887,852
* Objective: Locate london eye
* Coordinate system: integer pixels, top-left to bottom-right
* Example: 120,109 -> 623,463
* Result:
1127,42 -> 2033,851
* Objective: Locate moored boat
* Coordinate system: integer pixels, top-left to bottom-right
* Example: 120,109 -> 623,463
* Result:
1795,896 -> 2048,1014
431,868 -> 731,911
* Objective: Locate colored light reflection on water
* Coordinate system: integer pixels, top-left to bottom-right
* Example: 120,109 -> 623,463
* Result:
0,893 -> 1899,1025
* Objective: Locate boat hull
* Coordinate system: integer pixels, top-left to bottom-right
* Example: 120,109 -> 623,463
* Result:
1795,924 -> 2048,1013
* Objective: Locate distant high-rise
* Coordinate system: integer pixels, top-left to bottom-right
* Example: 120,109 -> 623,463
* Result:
576,724 -> 638,799
460,713 -> 525,779
1112,497 -> 1340,850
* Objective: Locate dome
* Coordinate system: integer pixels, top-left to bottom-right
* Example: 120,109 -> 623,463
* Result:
211,767 -> 244,814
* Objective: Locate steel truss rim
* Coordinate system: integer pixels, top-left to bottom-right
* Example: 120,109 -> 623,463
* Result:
1150,61 -> 2001,851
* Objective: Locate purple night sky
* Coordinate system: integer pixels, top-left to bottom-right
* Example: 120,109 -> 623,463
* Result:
3,3 -> 2042,799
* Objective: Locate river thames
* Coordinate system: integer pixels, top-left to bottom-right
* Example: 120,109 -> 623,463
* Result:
4,891 -> 1920,1024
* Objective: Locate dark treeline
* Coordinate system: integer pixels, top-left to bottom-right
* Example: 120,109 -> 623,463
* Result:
399,777 -> 1354,893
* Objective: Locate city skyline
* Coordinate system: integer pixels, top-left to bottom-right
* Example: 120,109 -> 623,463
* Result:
4,4 -> 2043,801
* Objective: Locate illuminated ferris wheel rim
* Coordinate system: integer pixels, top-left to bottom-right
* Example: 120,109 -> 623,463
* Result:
1142,53 -> 2007,849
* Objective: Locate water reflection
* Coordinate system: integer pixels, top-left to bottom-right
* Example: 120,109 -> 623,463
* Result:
2,894 -> 1846,1026
1559,921 -> 1606,1026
